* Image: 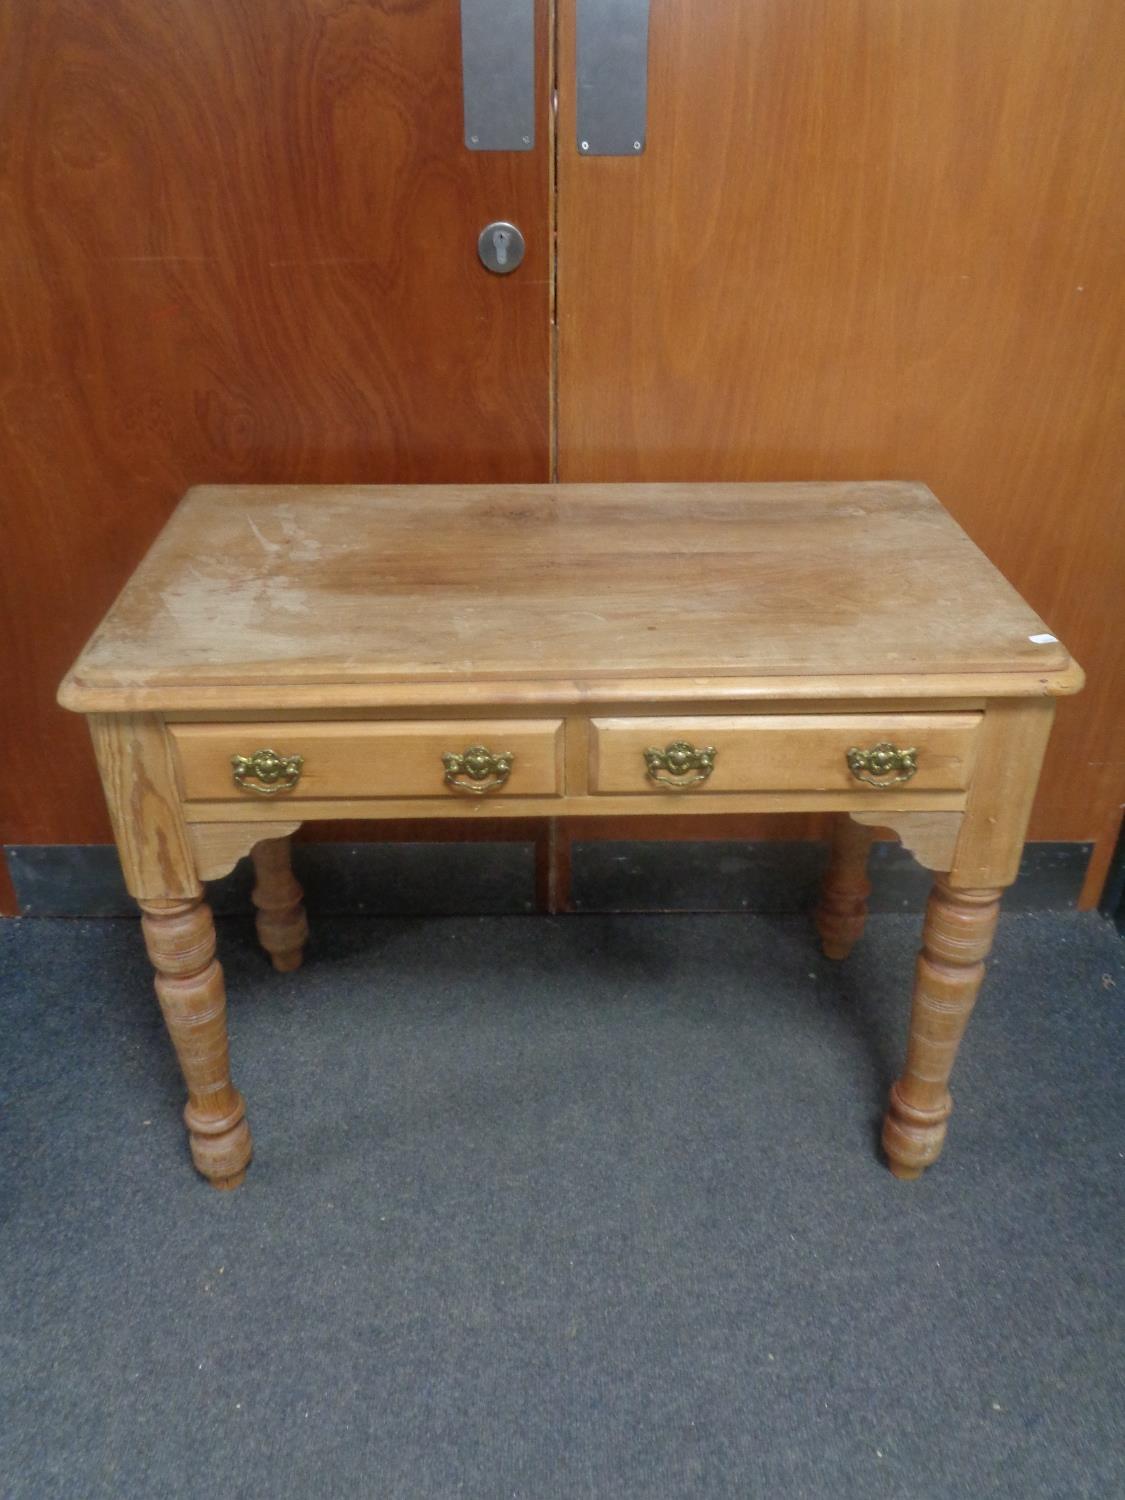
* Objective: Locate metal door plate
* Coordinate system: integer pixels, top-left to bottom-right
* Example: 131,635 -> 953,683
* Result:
576,0 -> 650,156
461,0 -> 536,151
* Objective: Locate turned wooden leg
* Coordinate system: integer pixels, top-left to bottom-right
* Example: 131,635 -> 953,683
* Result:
816,816 -> 874,960
883,879 -> 1002,1180
139,896 -> 252,1190
250,836 -> 309,973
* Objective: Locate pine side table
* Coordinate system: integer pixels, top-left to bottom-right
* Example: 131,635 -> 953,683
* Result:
59,482 -> 1083,1189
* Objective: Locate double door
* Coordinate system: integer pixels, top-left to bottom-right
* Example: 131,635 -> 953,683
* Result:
1,0 -> 1122,881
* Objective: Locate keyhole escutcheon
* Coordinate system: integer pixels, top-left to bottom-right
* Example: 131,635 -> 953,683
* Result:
477,220 -> 525,275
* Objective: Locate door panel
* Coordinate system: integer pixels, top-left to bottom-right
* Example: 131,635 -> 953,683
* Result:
558,0 -> 1125,848
0,0 -> 551,845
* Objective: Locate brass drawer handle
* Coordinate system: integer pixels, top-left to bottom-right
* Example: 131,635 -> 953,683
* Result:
846,742 -> 918,788
231,748 -> 304,796
644,740 -> 718,790
442,744 -> 514,795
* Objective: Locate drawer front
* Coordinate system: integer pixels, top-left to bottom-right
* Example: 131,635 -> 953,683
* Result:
589,714 -> 981,795
171,720 -> 564,802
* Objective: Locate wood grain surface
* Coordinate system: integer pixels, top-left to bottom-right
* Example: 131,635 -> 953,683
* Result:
849,811 -> 962,876
87,713 -> 201,901
882,881 -> 1003,1178
138,894 -> 252,1188
250,836 -> 309,973
589,713 -> 981,795
170,718 -> 565,801
816,817 -> 875,960
557,0 -> 1125,848
57,481 -> 1079,709
0,0 -> 550,845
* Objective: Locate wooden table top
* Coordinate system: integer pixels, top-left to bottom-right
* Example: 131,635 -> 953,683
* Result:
60,481 -> 1081,712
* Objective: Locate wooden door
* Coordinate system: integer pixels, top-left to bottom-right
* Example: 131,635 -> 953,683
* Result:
558,0 -> 1125,878
0,0 -> 551,852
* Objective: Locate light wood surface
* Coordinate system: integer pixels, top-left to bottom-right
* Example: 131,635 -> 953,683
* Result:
556,0 -> 1124,855
849,811 -> 962,875
170,720 -> 564,802
139,896 -> 252,1189
70,676 -> 1061,713
91,711 -> 254,1188
88,714 -> 200,902
0,0 -> 551,848
250,837 -> 309,974
816,818 -> 874,961
59,483 -> 1079,712
589,714 -> 980,795
189,821 -> 303,883
883,881 -> 1002,1179
178,790 -> 968,826
64,481 -> 1082,1185
950,700 -> 1055,889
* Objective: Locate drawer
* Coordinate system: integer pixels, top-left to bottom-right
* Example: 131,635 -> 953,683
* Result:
170,720 -> 564,802
589,714 -> 981,795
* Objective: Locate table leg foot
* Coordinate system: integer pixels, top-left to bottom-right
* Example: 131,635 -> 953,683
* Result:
140,896 -> 253,1188
816,816 -> 874,960
251,836 -> 309,973
887,1162 -> 924,1182
882,878 -> 1001,1179
210,1170 -> 247,1192
183,1096 -> 253,1189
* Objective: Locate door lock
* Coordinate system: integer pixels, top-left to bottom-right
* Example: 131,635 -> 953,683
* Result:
478,221 -> 525,274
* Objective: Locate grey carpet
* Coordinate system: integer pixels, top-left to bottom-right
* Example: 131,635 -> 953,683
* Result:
1,911 -> 1122,1500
